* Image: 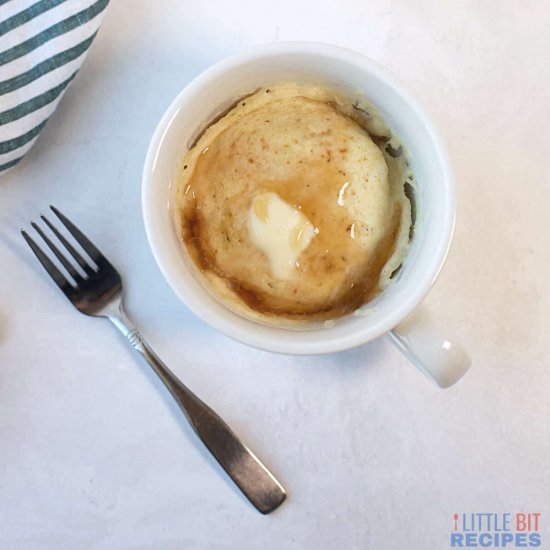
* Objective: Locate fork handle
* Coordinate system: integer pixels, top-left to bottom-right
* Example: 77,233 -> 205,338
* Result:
109,311 -> 286,514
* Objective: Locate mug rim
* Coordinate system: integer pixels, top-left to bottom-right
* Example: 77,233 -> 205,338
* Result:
142,41 -> 455,355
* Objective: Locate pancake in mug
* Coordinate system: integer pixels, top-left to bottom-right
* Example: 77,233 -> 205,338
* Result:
175,83 -> 413,325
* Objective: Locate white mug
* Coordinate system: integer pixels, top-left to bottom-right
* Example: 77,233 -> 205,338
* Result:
142,42 -> 471,388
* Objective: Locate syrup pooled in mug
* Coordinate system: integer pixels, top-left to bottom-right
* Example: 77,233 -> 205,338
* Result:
176,83 -> 413,324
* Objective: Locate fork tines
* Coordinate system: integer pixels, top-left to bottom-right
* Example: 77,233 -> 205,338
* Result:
22,206 -> 101,293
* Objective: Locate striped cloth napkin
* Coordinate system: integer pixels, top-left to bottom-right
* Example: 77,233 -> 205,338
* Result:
0,0 -> 108,175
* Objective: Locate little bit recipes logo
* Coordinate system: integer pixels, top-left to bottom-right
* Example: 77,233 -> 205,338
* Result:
451,513 -> 542,547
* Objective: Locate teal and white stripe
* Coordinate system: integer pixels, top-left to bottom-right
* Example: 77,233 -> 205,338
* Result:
0,0 -> 108,174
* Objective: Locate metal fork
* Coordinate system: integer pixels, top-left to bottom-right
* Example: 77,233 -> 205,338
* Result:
21,206 -> 286,514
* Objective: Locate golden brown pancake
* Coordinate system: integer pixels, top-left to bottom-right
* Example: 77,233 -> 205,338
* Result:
176,83 -> 412,324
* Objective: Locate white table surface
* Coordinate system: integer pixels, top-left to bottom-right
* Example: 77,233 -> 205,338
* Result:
1,1 -> 549,548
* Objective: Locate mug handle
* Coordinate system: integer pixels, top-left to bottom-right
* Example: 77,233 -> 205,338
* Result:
388,305 -> 471,388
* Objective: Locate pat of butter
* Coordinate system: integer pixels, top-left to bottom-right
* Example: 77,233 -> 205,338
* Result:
248,192 -> 316,279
